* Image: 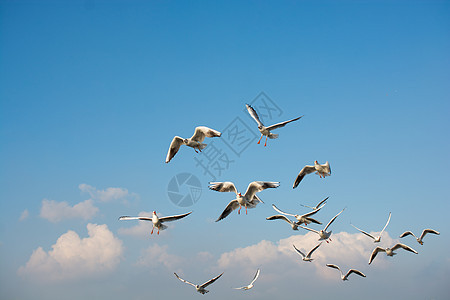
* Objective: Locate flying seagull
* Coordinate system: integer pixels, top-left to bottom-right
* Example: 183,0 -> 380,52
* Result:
300,196 -> 329,210
210,181 -> 280,222
399,229 -> 440,245
293,161 -> 331,188
293,243 -> 322,262
166,126 -> 221,163
299,208 -> 345,243
271,203 -> 325,226
368,243 -> 418,265
266,214 -> 301,230
351,212 -> 391,243
174,272 -> 223,295
234,269 -> 260,290
246,103 -> 302,146
326,264 -> 366,281
119,211 -> 192,235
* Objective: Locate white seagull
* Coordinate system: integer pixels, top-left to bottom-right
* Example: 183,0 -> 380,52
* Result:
293,160 -> 331,189
351,212 -> 391,243
293,242 -> 322,262
266,214 -> 300,230
299,208 -> 345,243
271,203 -> 325,226
368,243 -> 418,265
174,272 -> 223,295
209,181 -> 280,222
326,264 -> 366,281
119,211 -> 192,235
234,269 -> 260,290
246,103 -> 302,146
399,229 -> 440,245
300,196 -> 329,210
165,126 -> 221,163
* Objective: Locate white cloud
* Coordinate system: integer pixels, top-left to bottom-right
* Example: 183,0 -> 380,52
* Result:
136,244 -> 183,272
19,209 -> 29,221
79,183 -> 135,203
18,223 -> 123,281
40,199 -> 98,222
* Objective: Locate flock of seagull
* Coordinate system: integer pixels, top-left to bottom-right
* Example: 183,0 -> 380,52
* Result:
118,103 -> 440,294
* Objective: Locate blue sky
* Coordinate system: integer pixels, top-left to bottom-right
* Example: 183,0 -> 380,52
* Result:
1,1 -> 449,299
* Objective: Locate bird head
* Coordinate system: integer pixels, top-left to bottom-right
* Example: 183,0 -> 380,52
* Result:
238,192 -> 242,197
152,211 -> 156,215
183,138 -> 189,144
257,125 -> 263,130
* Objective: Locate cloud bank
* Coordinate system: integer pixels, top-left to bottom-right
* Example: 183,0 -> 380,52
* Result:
18,223 -> 123,281
40,199 -> 98,222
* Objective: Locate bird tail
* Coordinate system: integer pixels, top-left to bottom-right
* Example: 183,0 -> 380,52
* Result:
269,133 -> 279,139
199,143 -> 207,150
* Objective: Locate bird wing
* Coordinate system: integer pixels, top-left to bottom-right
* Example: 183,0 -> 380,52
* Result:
392,243 -> 418,254
244,181 -> 280,200
323,208 -> 345,232
351,223 -> 376,240
379,212 -> 391,235
166,136 -> 184,163
369,247 -> 385,265
246,104 -> 264,128
399,231 -> 416,239
326,264 -> 343,276
266,214 -> 293,225
174,273 -> 197,288
347,269 -> 366,278
293,165 -> 316,188
420,229 -> 440,240
208,181 -> 238,196
324,161 -> 331,174
305,217 -> 322,225
292,244 -> 306,258
191,126 -> 221,143
118,216 -> 153,221
200,272 -> 224,288
302,206 -> 324,218
306,242 -> 322,258
298,225 -> 319,234
266,116 -> 303,131
159,211 -> 192,223
315,197 -> 329,209
271,204 -> 295,217
215,200 -> 240,222
249,269 -> 260,285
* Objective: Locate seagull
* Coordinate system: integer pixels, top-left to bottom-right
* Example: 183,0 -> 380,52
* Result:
234,269 -> 260,290
119,211 -> 192,235
299,208 -> 345,243
174,272 -> 223,295
351,212 -> 391,243
326,264 -> 366,281
293,242 -> 322,262
246,104 -> 302,147
266,214 -> 300,230
165,126 -> 221,163
210,181 -> 280,222
293,161 -> 331,189
271,203 -> 325,226
368,243 -> 418,265
300,196 -> 329,210
399,229 -> 440,245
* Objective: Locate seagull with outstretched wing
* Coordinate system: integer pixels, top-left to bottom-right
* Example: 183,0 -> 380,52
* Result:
293,243 -> 322,262
399,228 -> 440,245
271,203 -> 324,226
293,161 -> 331,188
166,126 -> 221,163
326,264 -> 366,281
174,272 -> 223,294
234,269 -> 260,290
368,243 -> 418,265
351,212 -> 391,243
119,211 -> 192,235
299,208 -> 345,243
246,104 -> 302,146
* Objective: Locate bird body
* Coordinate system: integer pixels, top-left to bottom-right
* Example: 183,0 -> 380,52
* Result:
293,161 -> 331,188
166,126 -> 221,163
210,181 -> 280,222
326,264 -> 366,281
368,243 -> 418,264
246,104 -> 302,146
119,211 -> 192,235
399,229 -> 440,245
174,272 -> 223,294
